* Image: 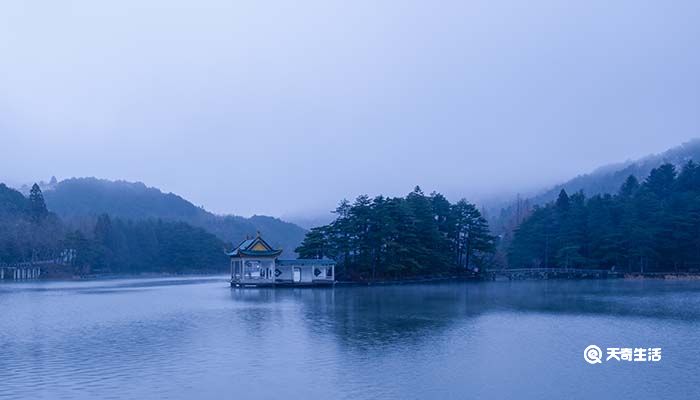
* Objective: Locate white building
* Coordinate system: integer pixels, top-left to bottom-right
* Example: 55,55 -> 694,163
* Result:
227,234 -> 335,287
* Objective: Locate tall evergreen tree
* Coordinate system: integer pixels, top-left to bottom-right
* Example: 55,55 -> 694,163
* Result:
295,227 -> 329,259
619,175 -> 640,198
28,183 -> 48,222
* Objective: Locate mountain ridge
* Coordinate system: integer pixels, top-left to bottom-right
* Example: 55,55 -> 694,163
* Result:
490,138 -> 700,239
530,138 -> 700,205
39,177 -> 306,255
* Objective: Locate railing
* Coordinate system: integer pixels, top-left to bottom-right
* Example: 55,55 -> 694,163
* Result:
487,267 -> 622,280
0,259 -> 64,268
496,268 -> 614,274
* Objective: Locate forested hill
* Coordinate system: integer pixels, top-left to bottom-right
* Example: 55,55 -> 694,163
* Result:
492,139 -> 700,239
0,182 -> 227,273
531,139 -> 700,206
0,183 -> 65,263
42,178 -> 306,254
508,162 -> 700,272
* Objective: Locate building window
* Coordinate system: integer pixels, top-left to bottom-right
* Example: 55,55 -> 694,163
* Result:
326,267 -> 333,277
244,260 -> 262,278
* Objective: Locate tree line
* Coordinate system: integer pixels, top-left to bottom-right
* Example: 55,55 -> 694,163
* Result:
508,162 -> 700,272
64,214 -> 227,274
295,187 -> 496,280
0,183 -> 227,274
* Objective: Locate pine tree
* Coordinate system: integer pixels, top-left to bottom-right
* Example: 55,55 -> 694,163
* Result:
296,227 -> 329,259
619,175 -> 640,198
555,189 -> 570,211
28,183 -> 48,222
296,187 -> 496,280
645,164 -> 677,198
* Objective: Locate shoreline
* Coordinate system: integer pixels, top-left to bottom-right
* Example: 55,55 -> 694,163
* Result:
335,275 -> 481,286
487,269 -> 700,282
6,271 -> 700,284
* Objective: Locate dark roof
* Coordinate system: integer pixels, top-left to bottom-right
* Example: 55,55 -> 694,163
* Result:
276,258 -> 336,266
239,249 -> 283,257
226,235 -> 282,257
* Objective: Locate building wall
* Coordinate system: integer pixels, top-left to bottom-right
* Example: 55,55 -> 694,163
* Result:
276,265 -> 294,281
275,264 -> 334,283
231,257 -> 336,285
299,266 -> 314,283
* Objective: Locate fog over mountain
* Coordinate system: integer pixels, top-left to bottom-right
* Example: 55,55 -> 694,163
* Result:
2,1 -> 699,219
489,138 -> 700,242
529,139 -> 700,206
40,178 -> 307,255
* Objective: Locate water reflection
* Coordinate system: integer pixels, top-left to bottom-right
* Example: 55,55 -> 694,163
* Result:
1,278 -> 699,400
228,280 -> 700,354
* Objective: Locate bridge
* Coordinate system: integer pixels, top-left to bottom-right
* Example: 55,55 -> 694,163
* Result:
1,261 -> 46,281
0,250 -> 76,281
487,268 -> 623,280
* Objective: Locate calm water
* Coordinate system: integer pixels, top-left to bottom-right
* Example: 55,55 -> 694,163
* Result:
1,277 -> 700,400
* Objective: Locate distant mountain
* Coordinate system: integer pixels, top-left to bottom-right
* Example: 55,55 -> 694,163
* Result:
0,183 -> 30,218
18,176 -> 58,195
283,214 -> 336,230
0,183 -> 65,263
531,138 -> 700,205
490,138 -> 700,240
0,181 -> 229,272
42,178 -> 307,255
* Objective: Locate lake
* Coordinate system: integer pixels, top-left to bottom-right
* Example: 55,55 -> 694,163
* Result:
1,277 -> 699,400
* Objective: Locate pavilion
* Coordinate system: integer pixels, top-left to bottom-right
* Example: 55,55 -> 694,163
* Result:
227,233 -> 335,287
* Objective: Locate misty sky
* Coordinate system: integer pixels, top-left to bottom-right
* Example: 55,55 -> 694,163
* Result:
2,1 -> 699,219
